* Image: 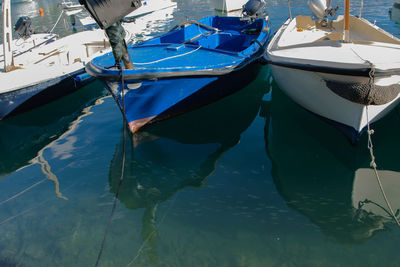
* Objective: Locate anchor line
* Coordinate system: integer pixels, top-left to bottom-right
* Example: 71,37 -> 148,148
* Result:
365,105 -> 400,227
95,65 -> 128,267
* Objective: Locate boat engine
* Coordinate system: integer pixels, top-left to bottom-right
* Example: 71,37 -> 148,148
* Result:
14,16 -> 33,38
307,0 -> 338,26
242,0 -> 267,19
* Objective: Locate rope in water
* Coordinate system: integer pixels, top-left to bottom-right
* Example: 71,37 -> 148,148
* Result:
95,66 -> 128,266
0,179 -> 46,206
365,67 -> 400,227
365,106 -> 400,227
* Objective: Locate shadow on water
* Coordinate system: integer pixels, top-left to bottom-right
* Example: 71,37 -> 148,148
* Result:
107,66 -> 270,265
0,81 -> 108,180
261,79 -> 400,244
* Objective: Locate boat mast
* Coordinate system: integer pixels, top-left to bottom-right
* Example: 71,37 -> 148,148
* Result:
344,0 -> 350,42
2,0 -> 14,72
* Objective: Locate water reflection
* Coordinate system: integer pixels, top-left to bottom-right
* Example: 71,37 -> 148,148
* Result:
262,81 -> 400,244
108,67 -> 269,265
0,81 -> 107,181
11,0 -> 39,19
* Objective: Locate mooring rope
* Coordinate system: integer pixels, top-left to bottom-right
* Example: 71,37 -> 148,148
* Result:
95,66 -> 128,266
365,107 -> 400,227
49,10 -> 64,34
0,178 -> 46,206
364,66 -> 400,226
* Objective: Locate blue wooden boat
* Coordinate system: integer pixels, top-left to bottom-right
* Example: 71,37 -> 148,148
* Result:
86,15 -> 270,133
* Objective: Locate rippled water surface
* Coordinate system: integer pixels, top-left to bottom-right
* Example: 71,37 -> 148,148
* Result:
1,0 -> 400,266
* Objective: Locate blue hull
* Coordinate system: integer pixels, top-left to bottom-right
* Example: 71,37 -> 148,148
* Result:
87,15 -> 271,132
106,63 -> 262,132
0,69 -> 94,119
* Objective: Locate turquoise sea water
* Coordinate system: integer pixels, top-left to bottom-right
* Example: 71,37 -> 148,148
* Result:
1,0 -> 400,266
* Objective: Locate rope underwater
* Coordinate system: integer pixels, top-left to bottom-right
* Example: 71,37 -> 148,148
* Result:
365,67 -> 400,227
94,65 -> 128,266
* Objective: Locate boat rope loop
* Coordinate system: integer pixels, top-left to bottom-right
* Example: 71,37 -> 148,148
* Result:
365,106 -> 400,227
95,65 -> 128,266
366,63 -> 376,105
131,45 -> 202,65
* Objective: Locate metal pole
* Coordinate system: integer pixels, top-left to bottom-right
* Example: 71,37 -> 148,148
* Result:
344,0 -> 350,42
2,0 -> 14,72
288,0 -> 292,20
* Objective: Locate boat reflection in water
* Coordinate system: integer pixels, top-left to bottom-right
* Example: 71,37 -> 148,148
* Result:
262,83 -> 400,244
0,81 -> 108,181
108,68 -> 269,264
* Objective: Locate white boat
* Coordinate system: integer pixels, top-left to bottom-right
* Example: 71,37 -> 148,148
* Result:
73,0 -> 177,27
0,0 -> 177,119
265,0 -> 400,143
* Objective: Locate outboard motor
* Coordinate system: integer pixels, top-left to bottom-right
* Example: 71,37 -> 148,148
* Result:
307,0 -> 338,26
242,0 -> 267,19
14,16 -> 33,38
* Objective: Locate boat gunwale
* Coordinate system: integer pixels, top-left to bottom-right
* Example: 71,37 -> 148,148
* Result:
266,16 -> 400,77
87,15 -> 270,80
86,54 -> 260,81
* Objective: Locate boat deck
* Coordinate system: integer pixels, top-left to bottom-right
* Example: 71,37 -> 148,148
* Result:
269,15 -> 400,71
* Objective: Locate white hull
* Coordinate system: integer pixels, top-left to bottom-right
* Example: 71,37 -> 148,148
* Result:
266,15 -> 400,141
270,65 -> 400,134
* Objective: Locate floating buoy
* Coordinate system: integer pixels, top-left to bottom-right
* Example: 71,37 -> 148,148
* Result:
39,8 -> 44,17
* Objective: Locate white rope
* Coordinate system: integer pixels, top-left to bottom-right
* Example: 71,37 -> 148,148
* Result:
359,0 -> 364,18
288,0 -> 292,20
365,107 -> 400,226
0,178 -> 47,206
131,45 -> 202,65
49,10 -> 64,33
